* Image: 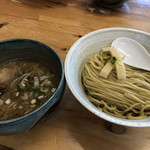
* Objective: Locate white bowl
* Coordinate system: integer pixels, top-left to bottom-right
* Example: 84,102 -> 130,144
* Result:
65,28 -> 150,127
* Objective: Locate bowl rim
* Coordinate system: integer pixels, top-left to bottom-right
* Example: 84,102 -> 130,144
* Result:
65,27 -> 150,127
0,38 -> 65,124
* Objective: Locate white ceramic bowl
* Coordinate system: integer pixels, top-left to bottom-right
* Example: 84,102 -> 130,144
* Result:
65,28 -> 150,127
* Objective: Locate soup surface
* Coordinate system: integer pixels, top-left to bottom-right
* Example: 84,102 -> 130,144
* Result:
0,60 -> 58,121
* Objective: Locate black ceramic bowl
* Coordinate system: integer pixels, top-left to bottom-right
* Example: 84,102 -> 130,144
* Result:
0,39 -> 65,135
95,0 -> 127,8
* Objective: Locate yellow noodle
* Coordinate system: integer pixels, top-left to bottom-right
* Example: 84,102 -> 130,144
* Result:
82,51 -> 150,119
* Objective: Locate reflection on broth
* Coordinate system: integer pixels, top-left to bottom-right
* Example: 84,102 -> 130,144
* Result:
0,60 -> 58,121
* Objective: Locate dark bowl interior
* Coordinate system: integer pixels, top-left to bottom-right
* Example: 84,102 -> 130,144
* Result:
0,39 -> 62,81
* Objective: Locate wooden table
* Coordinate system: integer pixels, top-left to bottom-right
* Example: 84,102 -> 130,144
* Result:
0,0 -> 150,150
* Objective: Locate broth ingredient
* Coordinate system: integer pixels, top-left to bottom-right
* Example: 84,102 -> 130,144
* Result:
0,60 -> 58,121
0,68 -> 15,83
0,99 -> 4,106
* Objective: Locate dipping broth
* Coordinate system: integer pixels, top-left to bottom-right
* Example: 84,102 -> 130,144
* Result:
0,60 -> 59,121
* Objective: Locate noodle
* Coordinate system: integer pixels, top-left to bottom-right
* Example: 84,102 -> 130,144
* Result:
82,50 -> 150,119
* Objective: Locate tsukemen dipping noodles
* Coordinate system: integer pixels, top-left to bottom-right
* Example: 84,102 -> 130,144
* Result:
82,47 -> 150,120
0,60 -> 58,121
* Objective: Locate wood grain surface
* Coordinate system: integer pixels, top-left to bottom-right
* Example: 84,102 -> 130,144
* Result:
0,0 -> 150,150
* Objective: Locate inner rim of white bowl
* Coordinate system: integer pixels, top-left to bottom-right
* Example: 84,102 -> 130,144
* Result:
65,27 -> 150,127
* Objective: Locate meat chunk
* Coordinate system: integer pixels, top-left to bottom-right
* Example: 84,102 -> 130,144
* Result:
0,68 -> 15,83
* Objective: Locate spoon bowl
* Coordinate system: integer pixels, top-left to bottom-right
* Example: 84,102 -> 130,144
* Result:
111,37 -> 150,71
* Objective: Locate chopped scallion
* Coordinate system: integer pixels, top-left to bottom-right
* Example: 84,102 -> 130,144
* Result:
30,104 -> 36,108
33,87 -> 40,96
17,83 -> 26,92
103,56 -> 117,64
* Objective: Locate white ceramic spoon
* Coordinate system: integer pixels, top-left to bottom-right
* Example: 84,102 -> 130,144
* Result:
111,37 -> 150,71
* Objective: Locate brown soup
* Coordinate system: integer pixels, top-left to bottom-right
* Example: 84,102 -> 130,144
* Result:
0,60 -> 58,121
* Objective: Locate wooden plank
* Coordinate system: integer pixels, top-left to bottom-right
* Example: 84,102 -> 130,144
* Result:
0,0 -> 150,150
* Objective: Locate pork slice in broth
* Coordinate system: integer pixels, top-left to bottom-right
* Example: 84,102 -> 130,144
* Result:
0,68 -> 15,83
